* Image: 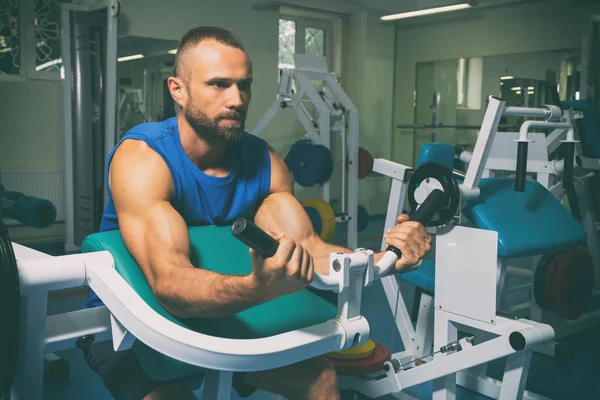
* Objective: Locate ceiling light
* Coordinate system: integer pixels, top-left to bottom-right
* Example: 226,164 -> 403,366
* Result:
168,49 -> 177,54
118,54 -> 144,62
381,2 -> 472,21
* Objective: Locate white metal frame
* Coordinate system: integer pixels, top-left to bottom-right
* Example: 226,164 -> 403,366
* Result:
361,143 -> 553,400
252,54 -> 360,249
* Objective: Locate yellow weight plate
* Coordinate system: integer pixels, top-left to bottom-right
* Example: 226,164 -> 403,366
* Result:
326,339 -> 377,360
318,202 -> 335,242
302,199 -> 336,242
302,198 -> 327,240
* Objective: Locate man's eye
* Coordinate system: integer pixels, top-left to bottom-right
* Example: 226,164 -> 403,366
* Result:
239,82 -> 251,92
212,82 -> 228,89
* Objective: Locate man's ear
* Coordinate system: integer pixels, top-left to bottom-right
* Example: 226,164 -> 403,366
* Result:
168,76 -> 187,108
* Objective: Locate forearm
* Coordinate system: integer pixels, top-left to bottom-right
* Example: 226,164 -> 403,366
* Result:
156,267 -> 268,319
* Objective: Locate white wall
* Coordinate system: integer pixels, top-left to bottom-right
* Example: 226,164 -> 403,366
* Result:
0,80 -> 64,170
393,0 -> 600,166
342,12 -> 396,215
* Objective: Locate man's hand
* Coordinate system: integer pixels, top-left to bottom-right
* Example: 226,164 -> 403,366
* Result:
249,232 -> 315,299
384,214 -> 432,272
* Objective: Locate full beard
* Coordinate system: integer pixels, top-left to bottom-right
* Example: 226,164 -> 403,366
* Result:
184,100 -> 246,143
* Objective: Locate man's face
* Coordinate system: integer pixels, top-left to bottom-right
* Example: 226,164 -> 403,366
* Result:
184,40 -> 252,142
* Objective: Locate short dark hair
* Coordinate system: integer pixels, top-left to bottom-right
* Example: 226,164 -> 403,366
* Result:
173,26 -> 246,83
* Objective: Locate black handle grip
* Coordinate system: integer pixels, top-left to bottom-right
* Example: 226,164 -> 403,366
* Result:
231,218 -> 279,258
385,189 -> 448,259
562,142 -> 575,191
515,141 -> 529,192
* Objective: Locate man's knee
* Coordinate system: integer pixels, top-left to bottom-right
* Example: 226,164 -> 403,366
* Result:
308,357 -> 339,399
244,356 -> 339,399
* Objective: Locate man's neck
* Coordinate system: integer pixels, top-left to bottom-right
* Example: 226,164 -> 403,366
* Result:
177,113 -> 231,175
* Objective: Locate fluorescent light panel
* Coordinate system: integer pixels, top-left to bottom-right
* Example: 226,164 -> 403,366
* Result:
381,3 -> 471,21
118,54 -> 144,62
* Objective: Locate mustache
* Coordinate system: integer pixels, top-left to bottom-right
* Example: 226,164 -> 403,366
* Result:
217,111 -> 246,120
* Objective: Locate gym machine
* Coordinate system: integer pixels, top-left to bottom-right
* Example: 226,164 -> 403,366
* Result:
1,185 -> 57,229
252,54 -> 368,249
61,0 -> 119,251
455,101 -> 600,357
1,96 -> 566,400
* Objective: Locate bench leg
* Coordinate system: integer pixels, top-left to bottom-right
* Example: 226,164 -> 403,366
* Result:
203,370 -> 233,400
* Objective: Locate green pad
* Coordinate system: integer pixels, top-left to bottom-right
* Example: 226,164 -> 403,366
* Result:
81,225 -> 337,381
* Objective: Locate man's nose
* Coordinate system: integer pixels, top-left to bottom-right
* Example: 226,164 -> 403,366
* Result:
225,85 -> 243,108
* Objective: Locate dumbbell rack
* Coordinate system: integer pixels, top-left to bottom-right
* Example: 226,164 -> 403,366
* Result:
252,54 -> 361,249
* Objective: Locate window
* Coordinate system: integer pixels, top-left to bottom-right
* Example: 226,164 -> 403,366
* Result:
0,0 -> 64,80
34,0 -> 63,74
278,16 -> 331,70
0,1 -> 20,76
278,19 -> 296,69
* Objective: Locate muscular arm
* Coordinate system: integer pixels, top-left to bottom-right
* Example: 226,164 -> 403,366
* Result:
254,147 -> 429,275
110,140 -> 268,319
254,148 -> 372,275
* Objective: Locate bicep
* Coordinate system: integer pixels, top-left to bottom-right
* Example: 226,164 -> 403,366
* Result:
109,140 -> 193,289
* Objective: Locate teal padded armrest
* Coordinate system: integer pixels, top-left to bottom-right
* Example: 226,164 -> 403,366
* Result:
400,259 -> 435,293
81,225 -> 337,381
464,178 -> 586,258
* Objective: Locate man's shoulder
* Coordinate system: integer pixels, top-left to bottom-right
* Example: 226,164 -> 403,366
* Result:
125,117 -> 176,140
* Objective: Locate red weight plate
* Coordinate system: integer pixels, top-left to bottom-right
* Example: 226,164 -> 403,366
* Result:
328,342 -> 391,376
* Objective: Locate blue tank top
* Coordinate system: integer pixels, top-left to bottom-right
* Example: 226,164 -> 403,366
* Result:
83,117 -> 271,308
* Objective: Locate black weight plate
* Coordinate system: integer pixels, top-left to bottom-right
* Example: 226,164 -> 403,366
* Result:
285,141 -> 327,187
0,221 -> 20,397
407,162 -> 460,227
315,144 -> 334,183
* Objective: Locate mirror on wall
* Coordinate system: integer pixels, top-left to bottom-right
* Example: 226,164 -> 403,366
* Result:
117,36 -> 179,136
410,48 -> 581,161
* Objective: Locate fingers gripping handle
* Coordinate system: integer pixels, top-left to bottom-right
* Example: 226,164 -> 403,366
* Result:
385,189 -> 447,261
231,218 -> 338,290
231,218 -> 279,258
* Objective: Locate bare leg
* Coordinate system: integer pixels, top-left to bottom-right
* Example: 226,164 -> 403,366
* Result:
244,356 -> 339,400
143,381 -> 197,400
